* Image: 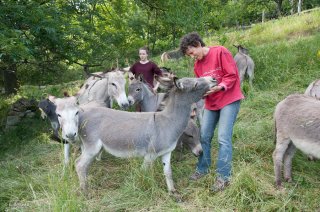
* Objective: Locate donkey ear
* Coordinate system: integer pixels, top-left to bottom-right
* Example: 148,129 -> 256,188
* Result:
128,72 -> 135,83
48,95 -> 56,103
138,74 -> 144,82
122,66 -> 130,72
70,96 -> 79,105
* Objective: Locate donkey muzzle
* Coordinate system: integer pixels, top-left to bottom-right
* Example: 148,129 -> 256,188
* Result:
65,132 -> 77,142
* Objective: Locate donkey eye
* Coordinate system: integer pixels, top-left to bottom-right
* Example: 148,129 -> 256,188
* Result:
57,114 -> 61,117
194,82 -> 198,88
136,88 -> 141,92
111,83 -> 117,88
75,111 -> 79,116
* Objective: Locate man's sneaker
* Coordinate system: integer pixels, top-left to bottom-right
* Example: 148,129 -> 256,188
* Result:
211,177 -> 230,192
189,171 -> 207,181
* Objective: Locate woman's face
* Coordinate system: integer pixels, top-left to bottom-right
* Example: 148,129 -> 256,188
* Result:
139,50 -> 148,61
186,45 -> 204,61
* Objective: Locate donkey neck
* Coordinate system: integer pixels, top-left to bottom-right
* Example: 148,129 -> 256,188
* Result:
155,91 -> 194,144
161,90 -> 193,128
140,83 -> 159,111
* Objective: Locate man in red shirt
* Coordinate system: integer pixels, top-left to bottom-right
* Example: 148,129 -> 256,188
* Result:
129,47 -> 162,89
180,32 -> 244,192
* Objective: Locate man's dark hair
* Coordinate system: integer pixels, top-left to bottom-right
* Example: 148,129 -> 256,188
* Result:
179,32 -> 206,55
139,46 -> 149,54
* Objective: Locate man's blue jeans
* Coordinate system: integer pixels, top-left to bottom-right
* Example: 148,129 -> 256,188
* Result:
196,100 -> 240,180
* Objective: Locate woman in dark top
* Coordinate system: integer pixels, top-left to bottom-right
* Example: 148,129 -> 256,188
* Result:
129,47 -> 162,88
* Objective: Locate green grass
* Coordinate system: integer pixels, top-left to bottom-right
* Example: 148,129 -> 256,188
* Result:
1,9 -> 320,211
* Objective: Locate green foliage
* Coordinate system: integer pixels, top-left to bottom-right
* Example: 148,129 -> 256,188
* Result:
1,0 -> 320,90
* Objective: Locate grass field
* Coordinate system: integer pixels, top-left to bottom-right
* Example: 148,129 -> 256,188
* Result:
1,9 -> 320,211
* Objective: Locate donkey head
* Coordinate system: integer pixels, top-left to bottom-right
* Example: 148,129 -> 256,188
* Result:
38,98 -> 59,131
182,119 -> 202,157
127,74 -> 147,106
106,70 -> 130,109
155,74 -> 175,91
307,79 -> 320,100
159,67 -> 175,78
173,77 -> 217,103
234,44 -> 249,55
48,95 -> 80,143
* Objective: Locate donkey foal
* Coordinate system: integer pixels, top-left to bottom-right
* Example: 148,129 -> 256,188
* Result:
273,94 -> 320,187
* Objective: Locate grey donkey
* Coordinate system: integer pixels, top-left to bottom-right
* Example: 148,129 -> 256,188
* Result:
128,75 -> 203,158
76,69 -> 129,109
160,50 -> 183,64
40,70 -> 129,165
273,94 -> 320,188
67,77 -> 217,196
127,74 -> 167,112
233,45 -> 255,87
304,79 -> 320,160
38,98 -> 61,143
175,117 -> 201,161
39,95 -> 80,165
39,94 -> 80,165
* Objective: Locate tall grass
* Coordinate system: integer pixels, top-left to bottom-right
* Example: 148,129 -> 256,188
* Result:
1,9 -> 320,211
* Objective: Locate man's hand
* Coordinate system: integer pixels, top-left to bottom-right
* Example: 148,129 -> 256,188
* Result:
204,85 -> 224,96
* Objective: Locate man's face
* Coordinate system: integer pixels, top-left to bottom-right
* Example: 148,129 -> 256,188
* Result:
139,50 -> 148,61
186,46 -> 203,61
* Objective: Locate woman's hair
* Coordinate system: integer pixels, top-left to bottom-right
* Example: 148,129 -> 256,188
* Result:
139,46 -> 149,54
179,32 -> 206,55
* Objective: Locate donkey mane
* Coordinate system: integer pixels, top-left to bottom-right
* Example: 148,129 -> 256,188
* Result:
138,75 -> 157,95
157,90 -> 172,111
101,67 -> 123,74
156,77 -> 179,111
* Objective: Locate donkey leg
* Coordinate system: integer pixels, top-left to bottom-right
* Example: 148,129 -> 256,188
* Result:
273,138 -> 291,188
283,142 -> 296,183
142,154 -> 155,170
64,143 -> 70,165
239,69 -> 246,85
196,108 -> 203,127
247,67 -> 254,88
161,152 -> 176,193
95,149 -> 103,161
75,141 -> 102,190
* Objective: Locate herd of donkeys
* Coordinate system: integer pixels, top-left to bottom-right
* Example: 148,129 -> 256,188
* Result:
37,47 -> 320,197
39,70 -> 214,197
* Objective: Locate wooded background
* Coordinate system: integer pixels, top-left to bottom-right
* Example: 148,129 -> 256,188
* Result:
1,0 -> 319,94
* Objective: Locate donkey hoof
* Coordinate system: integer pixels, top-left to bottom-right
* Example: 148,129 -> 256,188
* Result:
275,181 -> 282,190
169,190 -> 183,202
284,177 -> 292,183
80,183 -> 88,192
307,155 -> 316,161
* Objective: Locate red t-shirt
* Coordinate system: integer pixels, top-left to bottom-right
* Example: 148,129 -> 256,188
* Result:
194,46 -> 244,110
130,61 -> 162,88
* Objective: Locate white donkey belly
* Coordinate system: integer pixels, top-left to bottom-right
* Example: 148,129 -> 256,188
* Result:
101,140 -> 147,158
155,141 -> 177,157
292,138 -> 320,158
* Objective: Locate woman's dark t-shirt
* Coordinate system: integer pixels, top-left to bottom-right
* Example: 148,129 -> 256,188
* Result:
130,61 -> 162,88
